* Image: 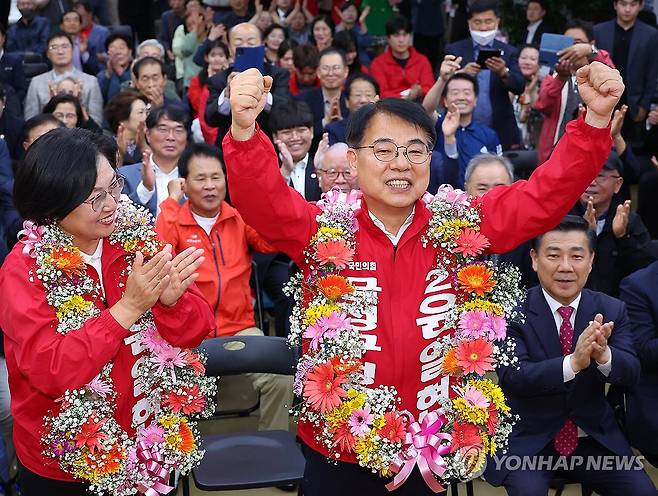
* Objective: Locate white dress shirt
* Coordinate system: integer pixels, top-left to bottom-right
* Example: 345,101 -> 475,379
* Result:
81,240 -> 105,298
525,20 -> 543,44
369,207 -> 416,246
286,153 -> 309,198
136,157 -> 179,215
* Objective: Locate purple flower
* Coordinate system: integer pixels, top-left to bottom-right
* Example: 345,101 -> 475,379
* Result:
293,359 -> 315,396
51,437 -> 76,457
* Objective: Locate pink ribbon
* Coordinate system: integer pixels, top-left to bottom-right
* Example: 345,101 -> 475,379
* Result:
386,411 -> 452,494
17,220 -> 44,258
135,441 -> 175,496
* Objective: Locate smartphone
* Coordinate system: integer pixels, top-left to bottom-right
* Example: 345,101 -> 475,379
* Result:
233,46 -> 265,73
539,33 -> 574,67
476,49 -> 503,66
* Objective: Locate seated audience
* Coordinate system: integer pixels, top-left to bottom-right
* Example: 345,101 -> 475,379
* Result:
515,44 -> 542,150
132,56 -> 180,108
0,84 -> 26,161
521,0 -> 554,45
276,39 -> 297,75
332,30 -> 367,77
289,44 -> 320,96
120,104 -> 189,217
445,0 -> 525,150
59,9 -> 100,75
310,15 -> 334,52
96,32 -> 134,102
42,93 -> 102,133
484,215 -> 657,496
155,143 -> 293,432
214,0 -> 252,31
263,24 -> 287,65
314,142 -> 358,193
158,0 -> 186,59
104,92 -> 149,165
6,0 -> 50,54
172,2 -> 204,89
0,26 -> 27,112
370,16 -> 434,100
121,39 -> 181,102
72,0 -> 110,66
286,4 -> 312,45
24,33 -> 104,124
325,72 -> 379,145
21,113 -> 63,151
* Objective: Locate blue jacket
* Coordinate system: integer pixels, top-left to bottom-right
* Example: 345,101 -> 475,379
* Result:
6,16 -> 51,54
0,52 -> 27,104
119,162 -> 159,218
485,286 -> 640,486
325,118 -> 348,145
444,38 -> 524,151
87,24 -> 110,61
594,19 -> 658,119
158,10 -> 184,52
296,88 -> 348,140
619,261 -> 658,454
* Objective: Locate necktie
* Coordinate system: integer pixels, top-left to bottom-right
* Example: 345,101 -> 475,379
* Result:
554,305 -> 578,456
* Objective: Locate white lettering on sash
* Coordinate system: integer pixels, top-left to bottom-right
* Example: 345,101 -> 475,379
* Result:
349,276 -> 382,385
125,329 -> 152,427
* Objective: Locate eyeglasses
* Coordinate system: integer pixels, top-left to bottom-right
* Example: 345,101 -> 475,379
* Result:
153,124 -> 187,137
354,140 -> 432,165
319,64 -> 345,74
317,168 -> 353,180
83,176 -> 124,211
593,173 -> 621,183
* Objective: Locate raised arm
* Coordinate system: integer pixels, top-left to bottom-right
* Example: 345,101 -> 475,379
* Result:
480,62 -> 624,253
222,69 -> 320,265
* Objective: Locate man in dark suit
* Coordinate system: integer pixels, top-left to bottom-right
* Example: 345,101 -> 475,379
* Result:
619,261 -> 658,468
0,26 -> 28,113
484,215 -> 657,496
521,0 -> 554,46
444,0 -> 525,151
594,0 -> 658,132
326,72 -> 380,145
296,47 -> 349,141
205,22 -> 291,147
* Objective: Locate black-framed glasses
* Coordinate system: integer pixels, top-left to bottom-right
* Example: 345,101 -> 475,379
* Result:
317,168 -> 354,180
83,176 -> 124,211
354,139 -> 432,165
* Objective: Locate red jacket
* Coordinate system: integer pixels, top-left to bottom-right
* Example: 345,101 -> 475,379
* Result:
222,116 -> 611,461
188,75 -> 219,144
0,237 -> 215,481
369,47 -> 435,99
156,198 -> 275,337
534,50 -> 615,165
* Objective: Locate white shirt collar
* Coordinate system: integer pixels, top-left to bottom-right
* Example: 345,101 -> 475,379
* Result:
293,154 -> 309,170
80,239 -> 103,264
542,287 -> 582,331
369,206 -> 415,246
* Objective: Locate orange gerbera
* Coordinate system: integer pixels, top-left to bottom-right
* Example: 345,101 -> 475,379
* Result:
318,275 -> 354,300
50,247 -> 86,277
315,240 -> 354,269
441,348 -> 462,375
379,412 -> 406,443
85,444 -> 124,476
330,357 -> 362,376
449,422 -> 483,453
178,421 -> 196,454
454,339 -> 495,375
303,362 -> 348,413
457,264 -> 496,296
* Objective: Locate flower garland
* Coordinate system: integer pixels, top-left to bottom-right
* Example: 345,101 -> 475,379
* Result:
20,200 -> 217,496
285,186 -> 523,492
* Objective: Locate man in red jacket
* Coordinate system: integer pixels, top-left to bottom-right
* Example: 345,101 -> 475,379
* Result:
369,16 -> 434,100
223,61 -> 624,495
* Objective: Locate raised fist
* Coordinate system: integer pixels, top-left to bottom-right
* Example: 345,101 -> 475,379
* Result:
229,68 -> 273,140
576,61 -> 624,128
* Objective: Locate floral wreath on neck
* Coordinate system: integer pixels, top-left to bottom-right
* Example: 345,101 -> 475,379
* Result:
284,186 -> 524,493
19,199 -> 217,496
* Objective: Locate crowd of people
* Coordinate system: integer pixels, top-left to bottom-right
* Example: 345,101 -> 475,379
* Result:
0,0 -> 657,494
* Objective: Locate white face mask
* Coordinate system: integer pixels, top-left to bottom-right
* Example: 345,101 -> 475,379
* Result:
470,29 -> 497,46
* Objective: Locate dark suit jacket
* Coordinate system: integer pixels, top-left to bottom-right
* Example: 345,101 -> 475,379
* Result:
325,118 -> 348,145
296,88 -> 348,140
594,19 -> 658,118
522,19 -> 555,46
444,38 -> 524,150
0,111 -> 25,161
619,261 -> 658,454
485,286 -> 640,486
287,154 -> 321,202
0,52 -> 27,104
205,64 -> 291,146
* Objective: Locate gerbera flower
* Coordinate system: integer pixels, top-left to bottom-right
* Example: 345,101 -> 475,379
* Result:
51,437 -> 76,457
303,322 -> 325,351
378,412 -> 406,443
163,385 -> 206,415
488,314 -> 507,341
140,326 -> 168,353
457,265 -> 496,296
318,275 -> 354,300
332,422 -> 356,452
486,403 -> 499,435
181,350 -> 206,374
458,385 -> 490,409
74,417 -> 108,453
317,312 -> 351,333
303,362 -> 347,413
139,424 -> 165,446
152,346 -> 187,381
330,357 -> 362,376
315,240 -> 354,269
86,375 -> 112,398
455,229 -> 490,257
449,422 -> 483,453
50,247 -> 86,277
85,443 -> 124,476
178,420 -> 196,454
441,348 -> 462,375
458,310 -> 491,339
455,339 -> 495,375
349,407 -> 374,436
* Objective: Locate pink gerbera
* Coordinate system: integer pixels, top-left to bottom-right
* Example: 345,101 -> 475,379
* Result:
488,314 -> 507,341
458,310 -> 491,339
139,424 -> 165,447
303,362 -> 347,413
87,375 -> 112,398
303,323 -> 326,351
348,407 -> 374,436
459,385 -> 490,409
455,229 -> 490,257
153,345 -> 187,381
315,240 -> 354,269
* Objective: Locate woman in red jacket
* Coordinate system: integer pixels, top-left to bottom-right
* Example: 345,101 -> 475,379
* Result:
0,129 -> 215,495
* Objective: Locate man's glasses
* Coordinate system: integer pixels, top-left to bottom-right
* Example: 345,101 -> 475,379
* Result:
318,169 -> 353,180
83,176 -> 124,212
353,139 -> 432,165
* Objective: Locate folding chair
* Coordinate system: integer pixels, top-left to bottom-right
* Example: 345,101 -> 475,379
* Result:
182,336 -> 304,495
503,149 -> 538,181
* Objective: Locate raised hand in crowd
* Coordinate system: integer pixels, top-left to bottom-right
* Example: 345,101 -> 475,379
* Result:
167,178 -> 186,201
569,314 -> 613,372
106,49 -> 128,78
441,55 -> 462,81
485,56 -> 508,79
442,104 -> 461,143
144,84 -> 164,107
136,121 -> 148,152
423,55 -> 462,114
612,200 -> 632,238
229,68 -> 273,140
314,132 -> 330,168
141,148 -> 156,191
558,42 -> 593,68
589,313 -> 613,365
555,59 -> 572,80
647,107 -> 658,126
405,83 -> 422,101
359,5 -> 370,31
274,138 -> 294,178
159,247 -> 206,307
611,104 -> 628,153
576,61 -> 624,128
652,156 -> 658,170
208,23 -> 227,43
584,196 -> 597,232
461,62 -> 481,77
116,123 -> 130,163
327,96 -> 342,122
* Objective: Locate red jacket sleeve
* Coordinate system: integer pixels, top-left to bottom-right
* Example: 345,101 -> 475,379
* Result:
0,252 -> 131,398
245,223 -> 277,254
369,57 -> 395,99
480,115 -> 612,253
533,74 -> 566,116
155,197 -> 182,250
188,76 -> 202,117
222,127 -> 320,266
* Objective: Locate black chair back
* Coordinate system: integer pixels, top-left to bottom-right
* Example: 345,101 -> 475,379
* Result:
503,149 -> 538,181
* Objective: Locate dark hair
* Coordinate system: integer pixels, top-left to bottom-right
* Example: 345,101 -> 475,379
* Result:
104,32 -> 133,52
346,72 -> 380,97
293,43 -> 319,70
42,94 -> 85,127
318,47 -> 347,66
527,0 -> 547,9
277,38 -> 298,60
14,128 -> 117,224
23,114 -> 64,143
132,56 -> 165,78
385,16 -> 411,37
564,19 -> 594,42
269,100 -> 314,132
346,98 -> 436,148
104,92 -> 149,133
199,39 -> 229,85
60,9 -> 82,24
442,72 -> 479,98
530,214 -> 596,252
339,1 -> 360,14
332,30 -> 359,73
47,32 -> 73,48
177,142 -> 225,179
310,15 -> 335,45
263,23 -> 287,43
468,0 -> 499,18
72,0 -> 93,13
145,104 -> 190,130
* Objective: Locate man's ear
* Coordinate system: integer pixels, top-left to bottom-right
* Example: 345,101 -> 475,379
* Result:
530,248 -> 539,272
347,148 -> 358,170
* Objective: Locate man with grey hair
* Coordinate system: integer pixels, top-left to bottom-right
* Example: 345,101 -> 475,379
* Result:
120,39 -> 181,102
315,142 -> 358,193
464,153 -> 514,197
